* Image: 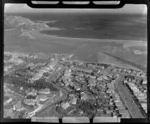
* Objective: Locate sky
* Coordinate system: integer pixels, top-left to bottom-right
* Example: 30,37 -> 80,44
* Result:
5,3 -> 147,14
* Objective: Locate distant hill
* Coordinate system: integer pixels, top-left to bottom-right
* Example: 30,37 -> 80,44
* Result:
4,15 -> 50,31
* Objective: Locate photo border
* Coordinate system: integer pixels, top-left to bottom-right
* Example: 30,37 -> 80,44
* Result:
0,0 -> 149,123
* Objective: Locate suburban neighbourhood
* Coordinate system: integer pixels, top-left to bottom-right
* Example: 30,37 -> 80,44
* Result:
4,52 -> 147,121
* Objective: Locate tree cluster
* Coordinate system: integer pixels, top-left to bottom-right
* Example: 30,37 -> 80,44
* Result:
9,76 -> 58,91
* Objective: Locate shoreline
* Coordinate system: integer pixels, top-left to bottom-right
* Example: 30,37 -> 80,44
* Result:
37,31 -> 147,45
40,31 -> 147,44
5,28 -> 147,47
5,29 -> 147,71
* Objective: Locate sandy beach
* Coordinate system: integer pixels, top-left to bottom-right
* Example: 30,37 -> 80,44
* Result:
4,29 -> 147,71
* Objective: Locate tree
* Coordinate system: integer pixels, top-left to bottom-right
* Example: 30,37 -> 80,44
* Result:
78,101 -> 96,118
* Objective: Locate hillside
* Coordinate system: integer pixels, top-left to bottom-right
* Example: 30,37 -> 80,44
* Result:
4,15 -> 50,31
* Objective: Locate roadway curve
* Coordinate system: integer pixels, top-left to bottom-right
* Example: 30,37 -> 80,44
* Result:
114,75 -> 145,118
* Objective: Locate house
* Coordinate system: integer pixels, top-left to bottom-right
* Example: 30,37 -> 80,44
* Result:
115,102 -> 124,107
119,110 -> 129,115
38,88 -> 50,94
109,106 -> 114,111
73,82 -> 81,91
38,95 -> 49,102
97,77 -> 103,81
97,109 -> 104,113
117,106 -> 126,110
106,110 -> 113,115
13,101 -> 22,111
69,96 -> 77,105
24,99 -> 36,106
61,102 -> 70,110
121,113 -> 130,118
88,79 -> 97,87
141,103 -> 147,108
103,114 -> 112,117
80,92 -> 88,100
142,79 -> 147,85
104,107 -> 109,111
28,89 -> 37,96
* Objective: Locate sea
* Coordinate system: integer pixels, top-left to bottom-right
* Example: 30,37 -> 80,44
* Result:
5,13 -> 147,68
7,13 -> 147,41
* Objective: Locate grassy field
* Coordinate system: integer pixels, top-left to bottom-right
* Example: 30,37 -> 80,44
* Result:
98,52 -> 141,71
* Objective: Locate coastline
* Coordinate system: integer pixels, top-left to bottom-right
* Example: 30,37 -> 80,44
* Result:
37,30 -> 147,45
5,28 -> 147,71
5,28 -> 147,49
5,14 -> 147,48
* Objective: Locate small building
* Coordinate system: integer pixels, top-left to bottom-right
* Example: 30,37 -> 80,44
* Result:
119,110 -> 129,115
104,107 -> 109,111
13,101 -> 22,111
97,109 -> 104,113
106,110 -> 113,115
69,95 -> 77,105
142,79 -> 147,85
61,102 -> 70,110
88,79 -> 97,87
121,114 -> 130,118
115,102 -> 123,107
39,95 -> 48,102
141,103 -> 147,108
117,106 -> 126,110
28,89 -> 37,96
109,105 -> 114,111
38,88 -> 51,94
24,99 -> 36,106
80,92 -> 88,100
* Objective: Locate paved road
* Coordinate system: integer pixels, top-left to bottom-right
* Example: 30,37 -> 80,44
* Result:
34,63 -> 145,118
104,67 -> 145,118
5,59 -> 146,118
32,90 -> 67,118
31,66 -> 68,118
28,94 -> 58,118
4,59 -> 68,118
114,75 -> 145,118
